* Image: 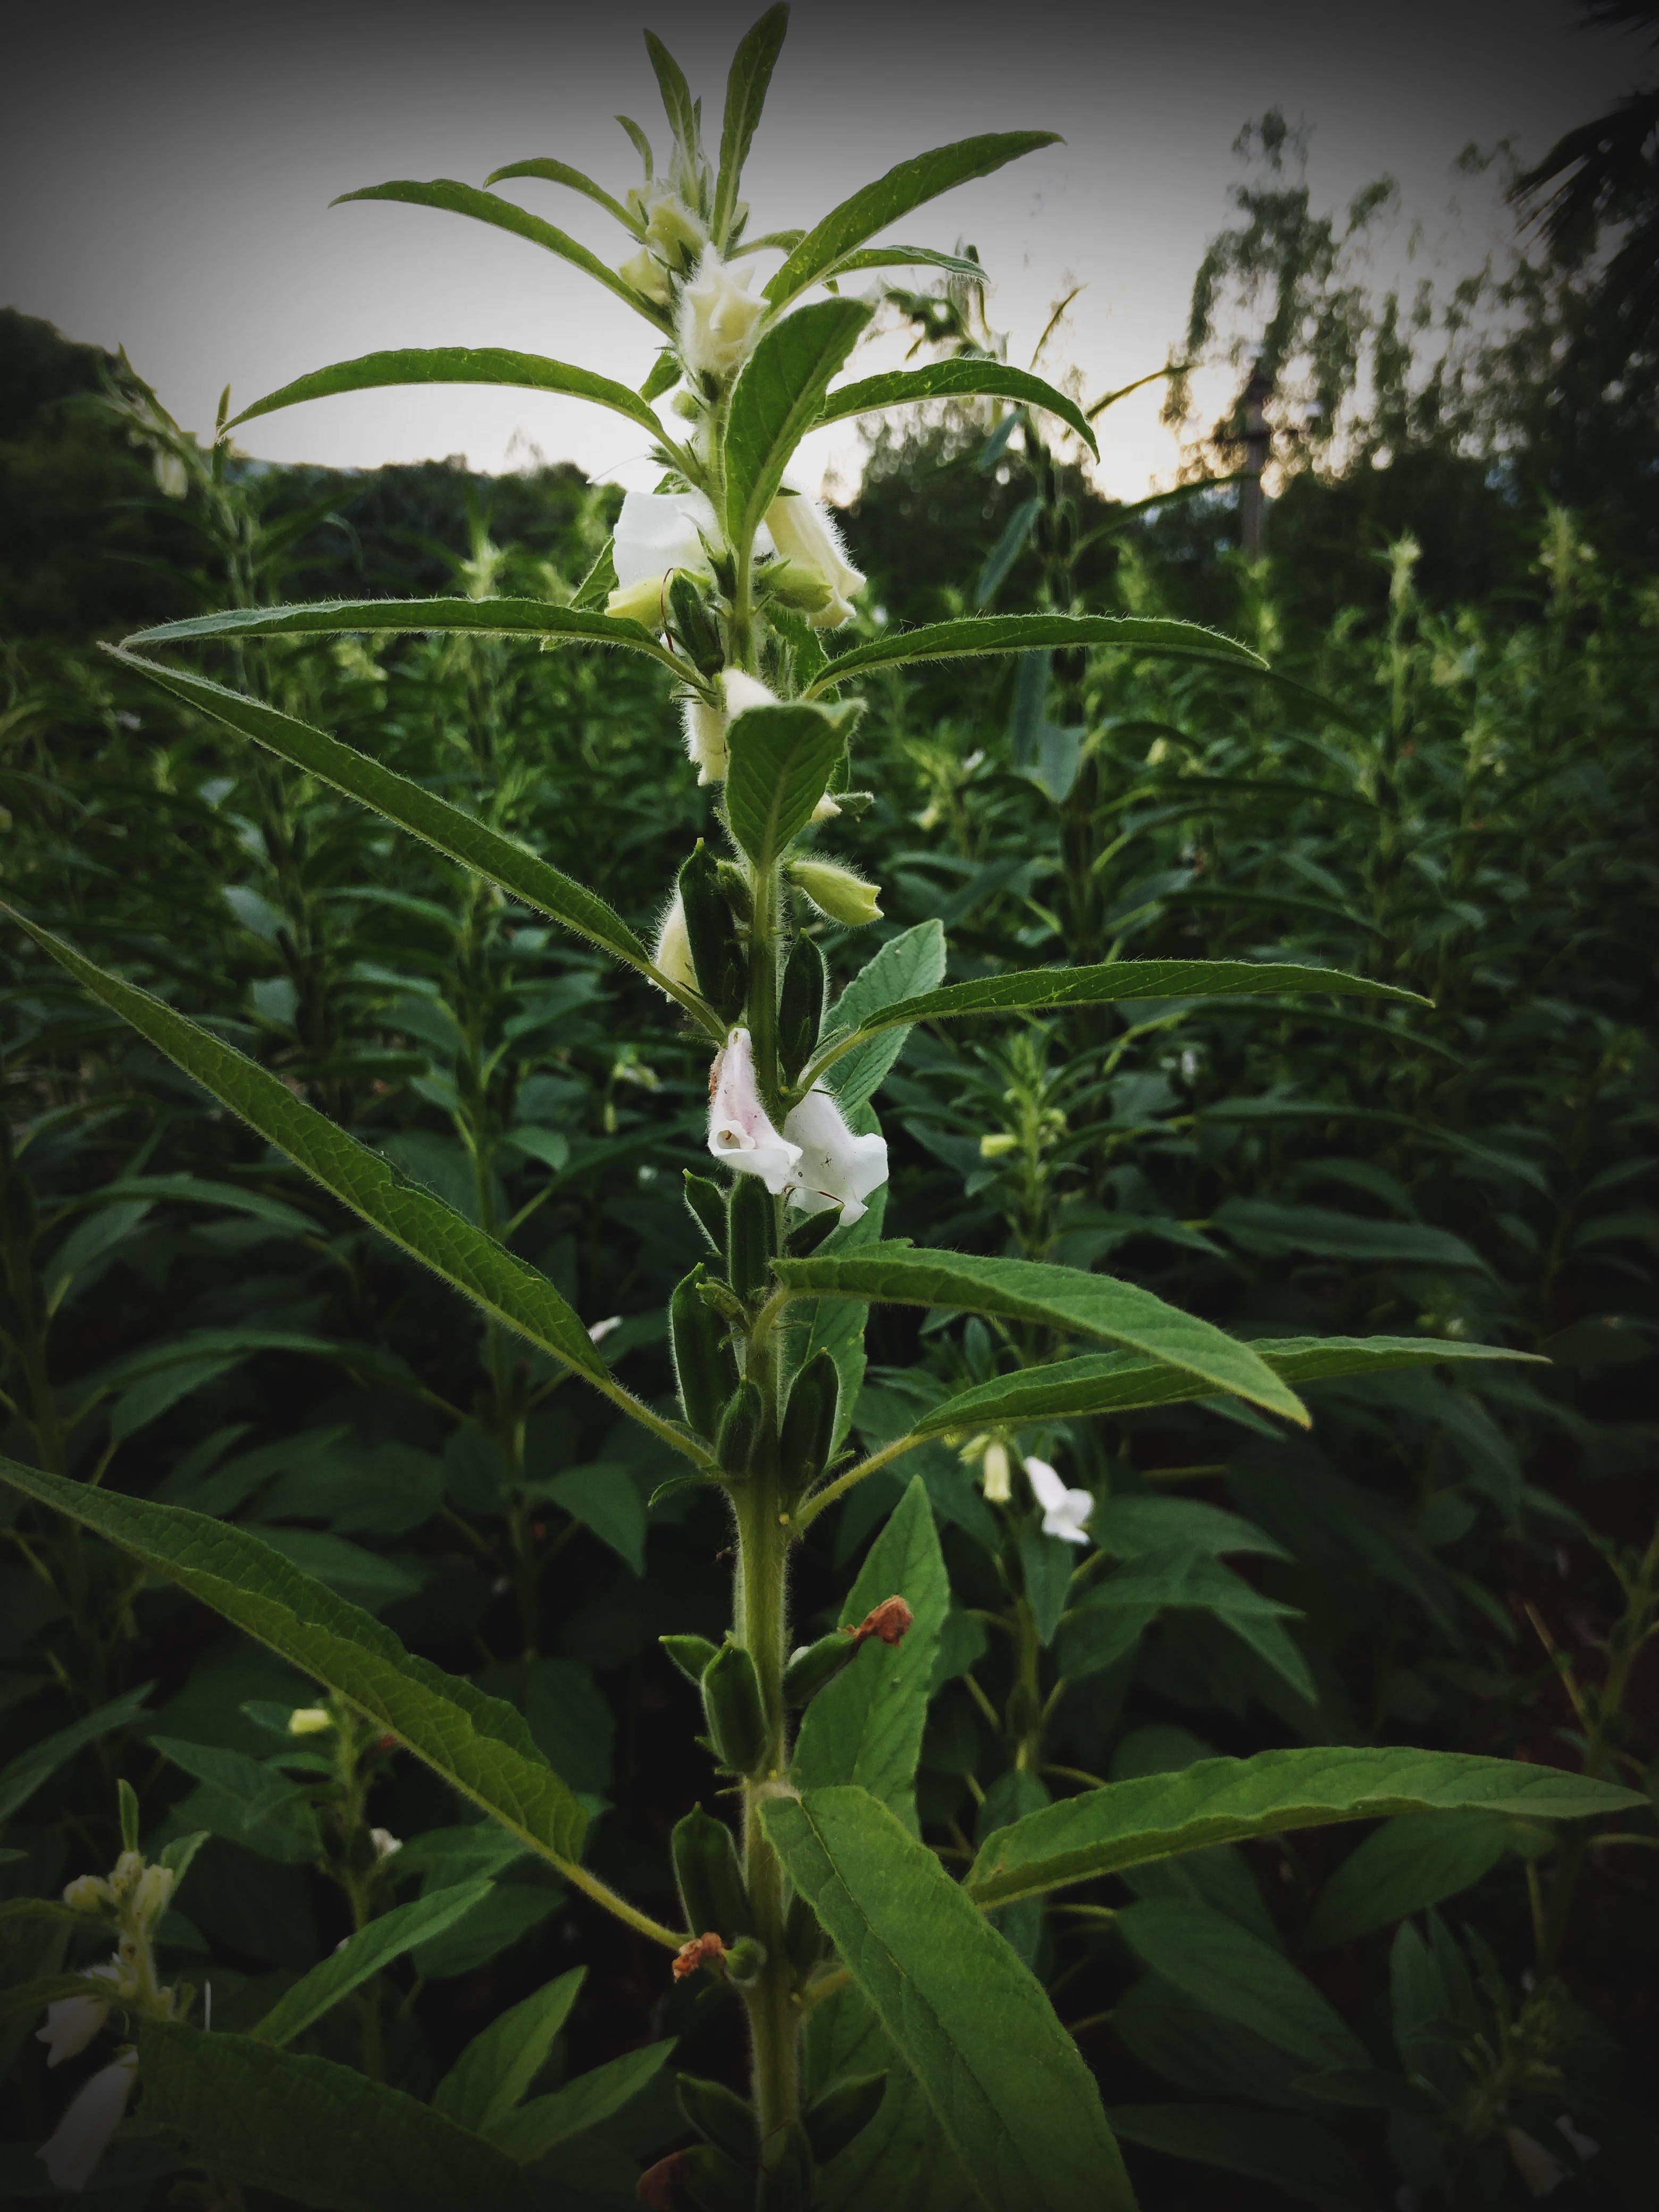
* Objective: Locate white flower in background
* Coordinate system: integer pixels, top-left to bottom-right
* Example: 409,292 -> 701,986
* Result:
1024,1456 -> 1093,1545
152,449 -> 188,500
765,477 -> 866,628
707,1028 -> 801,1194
678,249 -> 766,380
1504,2129 -> 1567,2198
980,1440 -> 1012,1504
683,668 -> 777,784
781,1088 -> 889,1227
1554,2117 -> 1598,2164
36,1964 -> 122,2068
370,1828 -> 402,1861
37,2049 -> 139,2193
652,891 -> 700,993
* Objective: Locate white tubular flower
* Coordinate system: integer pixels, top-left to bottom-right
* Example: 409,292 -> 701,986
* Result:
678,250 -> 766,380
37,2049 -> 139,2193
652,891 -> 700,994
1505,2129 -> 1567,2199
981,1441 -> 1012,1504
781,1087 -> 889,1227
607,488 -> 723,629
683,668 -> 777,784
643,190 -> 706,265
765,479 -> 866,628
370,1828 -> 403,1861
37,1964 -> 121,2068
1024,1456 -> 1094,1545
708,1028 -> 801,1194
788,858 -> 882,927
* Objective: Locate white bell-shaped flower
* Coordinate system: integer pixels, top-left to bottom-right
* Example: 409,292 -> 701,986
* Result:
37,2050 -> 139,2193
707,1028 -> 801,1195
678,249 -> 766,380
765,476 -> 866,628
652,891 -> 700,995
781,1087 -> 889,1228
1024,1456 -> 1093,1545
36,1963 -> 121,2068
611,489 -> 719,594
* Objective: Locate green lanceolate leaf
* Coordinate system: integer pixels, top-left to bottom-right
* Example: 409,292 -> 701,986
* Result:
486,2040 -> 677,2161
123,598 -> 676,660
0,1456 -> 592,1869
1069,1549 -> 1316,1703
1116,1898 -> 1370,2071
432,1968 -> 585,2133
2,914 -> 708,1457
226,345 -> 672,442
725,298 -> 873,552
0,1684 -> 153,1827
912,1334 -> 1541,1437
964,1746 -> 1642,1911
138,2019 -> 537,2212
765,132 -> 1061,307
249,1881 -> 496,2047
761,1787 -> 1133,2212
723,701 -> 849,869
644,30 -> 697,155
775,1244 -> 1308,1424
792,1476 -> 950,1831
818,363 -> 1098,457
713,4 -> 790,246
329,179 -> 668,325
805,612 -> 1266,697
818,920 -> 946,1114
1302,1812 -> 1524,1951
1104,2105 -> 1375,2212
484,158 -> 643,237
818,245 -> 990,282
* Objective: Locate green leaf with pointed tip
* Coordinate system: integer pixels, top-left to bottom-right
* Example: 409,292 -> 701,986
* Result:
2,914 -> 703,1438
723,701 -> 848,869
775,1244 -> 1307,1423
725,298 -> 873,551
1303,1812 -> 1521,1951
761,1787 -> 1134,2212
0,1455 -> 592,1870
1104,2105 -> 1375,2212
103,653 -> 715,1020
0,1683 -> 153,1828
766,132 -> 1061,307
123,597 -> 673,656
486,2039 -> 677,2161
964,1746 -> 1642,1911
912,1334 -> 1539,1437
818,245 -> 990,282
330,180 -> 666,325
805,613 -> 1264,697
226,345 -> 670,441
433,1967 -> 585,2133
1071,1548 -> 1316,1703
1118,1899 -> 1370,2070
819,364 -> 1097,457
485,157 -> 642,236
643,30 -> 697,155
249,1881 -> 495,2047
138,2019 -> 537,2212
714,4 -> 789,245
792,1476 -> 950,1832
822,918 -> 946,1114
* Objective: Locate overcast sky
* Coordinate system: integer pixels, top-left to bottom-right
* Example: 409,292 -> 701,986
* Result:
4,1 -> 1648,500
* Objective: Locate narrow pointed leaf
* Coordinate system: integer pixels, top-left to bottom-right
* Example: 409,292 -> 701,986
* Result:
1104,2105 -> 1375,2212
714,4 -> 789,244
486,2039 -> 676,2161
913,1334 -> 1540,1437
1303,1812 -> 1520,1950
762,1787 -> 1133,2211
0,1685 -> 154,1827
725,298 -> 873,550
0,1456 -> 591,1867
123,599 -> 675,659
330,180 -> 667,324
485,157 -> 643,236
643,31 -> 697,155
724,701 -> 848,869
433,1968 -> 585,2132
819,363 -> 1098,456
227,345 -> 671,440
766,132 -> 1060,307
965,1746 -> 1642,1911
774,1244 -> 1308,1423
138,2020 -> 537,2212
822,918 -> 946,1113
1117,1899 -> 1369,2071
818,245 -> 990,282
249,1881 -> 496,2048
805,613 -> 1265,697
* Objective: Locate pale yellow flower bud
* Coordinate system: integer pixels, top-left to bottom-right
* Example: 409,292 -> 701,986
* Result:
979,1132 -> 1019,1159
788,858 -> 882,927
605,573 -> 673,627
652,891 -> 700,995
677,250 -> 765,380
618,247 -> 672,308
981,1442 -> 1012,1503
287,1706 -> 333,1736
132,1863 -> 174,1930
62,1875 -> 113,1916
108,1852 -> 143,1901
644,191 -> 706,265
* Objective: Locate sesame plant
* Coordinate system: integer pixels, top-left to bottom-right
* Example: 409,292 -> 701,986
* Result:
0,12 -> 1643,2210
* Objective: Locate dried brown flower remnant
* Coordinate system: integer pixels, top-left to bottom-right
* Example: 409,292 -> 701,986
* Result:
672,1931 -> 727,1981
636,2150 -> 687,2207
848,1595 -> 915,1647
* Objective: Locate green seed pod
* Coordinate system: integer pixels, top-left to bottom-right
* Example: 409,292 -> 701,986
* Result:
782,1631 -> 857,1709
722,1935 -> 767,1988
671,1264 -> 739,1440
702,1641 -> 768,1775
671,1805 -> 752,1940
714,1378 -> 763,1478
785,1206 -> 842,1258
668,573 -> 726,678
678,841 -> 746,1024
683,1171 -> 727,1258
713,860 -> 753,922
776,935 -> 826,1087
677,2076 -> 759,2164
680,2144 -> 753,2212
779,1349 -> 839,1493
659,1634 -> 720,1686
758,2126 -> 814,2212
802,2075 -> 888,2167
783,1889 -> 826,1974
726,1175 -> 775,1304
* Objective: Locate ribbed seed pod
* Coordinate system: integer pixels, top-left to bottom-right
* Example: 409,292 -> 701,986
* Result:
659,1634 -> 719,1686
668,573 -> 726,677
701,1641 -> 768,1775
776,935 -> 826,1087
671,1805 -> 752,1940
714,1378 -> 763,1478
676,2076 -> 760,2164
726,1175 -> 775,1304
778,1350 -> 839,1494
678,842 -> 745,1024
802,2075 -> 888,2166
682,1170 -> 728,1258
781,1631 -> 857,1708
671,1264 -> 739,1441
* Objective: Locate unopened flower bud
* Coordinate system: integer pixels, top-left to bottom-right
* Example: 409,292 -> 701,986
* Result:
761,558 -> 835,614
62,1876 -> 113,1917
982,1442 -> 1012,1503
644,191 -> 706,266
652,891 -> 700,996
370,1828 -> 402,1860
153,450 -> 189,500
132,1864 -> 174,1929
677,249 -> 765,380
787,859 -> 882,928
108,1853 -> 143,1901
722,1936 -> 767,1987
979,1132 -> 1019,1159
619,247 -> 672,308
288,1707 -> 332,1736
764,480 -> 865,628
